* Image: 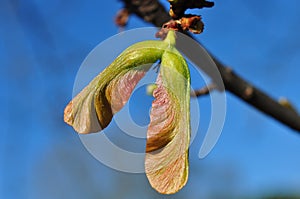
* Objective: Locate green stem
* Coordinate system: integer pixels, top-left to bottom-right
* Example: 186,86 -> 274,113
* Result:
163,30 -> 176,47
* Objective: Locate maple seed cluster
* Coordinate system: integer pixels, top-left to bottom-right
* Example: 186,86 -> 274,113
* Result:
64,31 -> 191,194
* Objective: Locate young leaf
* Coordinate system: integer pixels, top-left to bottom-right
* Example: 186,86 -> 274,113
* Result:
64,40 -> 169,134
145,48 -> 191,194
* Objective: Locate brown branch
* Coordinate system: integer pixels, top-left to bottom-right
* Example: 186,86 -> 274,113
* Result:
119,0 -> 171,27
216,65 -> 300,132
191,83 -> 217,97
118,0 -> 300,133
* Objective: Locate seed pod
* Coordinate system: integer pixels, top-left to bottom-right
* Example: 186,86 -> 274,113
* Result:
64,40 -> 169,134
145,46 -> 191,194
64,30 -> 192,195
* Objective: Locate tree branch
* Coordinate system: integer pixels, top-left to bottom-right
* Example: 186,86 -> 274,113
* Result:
118,0 -> 171,27
118,0 -> 300,133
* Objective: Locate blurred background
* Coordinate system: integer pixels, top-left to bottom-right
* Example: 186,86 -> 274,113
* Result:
1,0 -> 300,198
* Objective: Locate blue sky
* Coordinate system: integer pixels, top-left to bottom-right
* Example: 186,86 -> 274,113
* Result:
1,0 -> 300,198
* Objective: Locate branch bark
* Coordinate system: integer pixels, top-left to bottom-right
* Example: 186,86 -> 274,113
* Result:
118,0 -> 300,133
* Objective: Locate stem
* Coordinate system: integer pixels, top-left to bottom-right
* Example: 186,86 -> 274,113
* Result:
164,30 -> 176,47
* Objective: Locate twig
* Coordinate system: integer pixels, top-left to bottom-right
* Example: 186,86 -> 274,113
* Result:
117,0 -> 300,133
191,83 -> 217,97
